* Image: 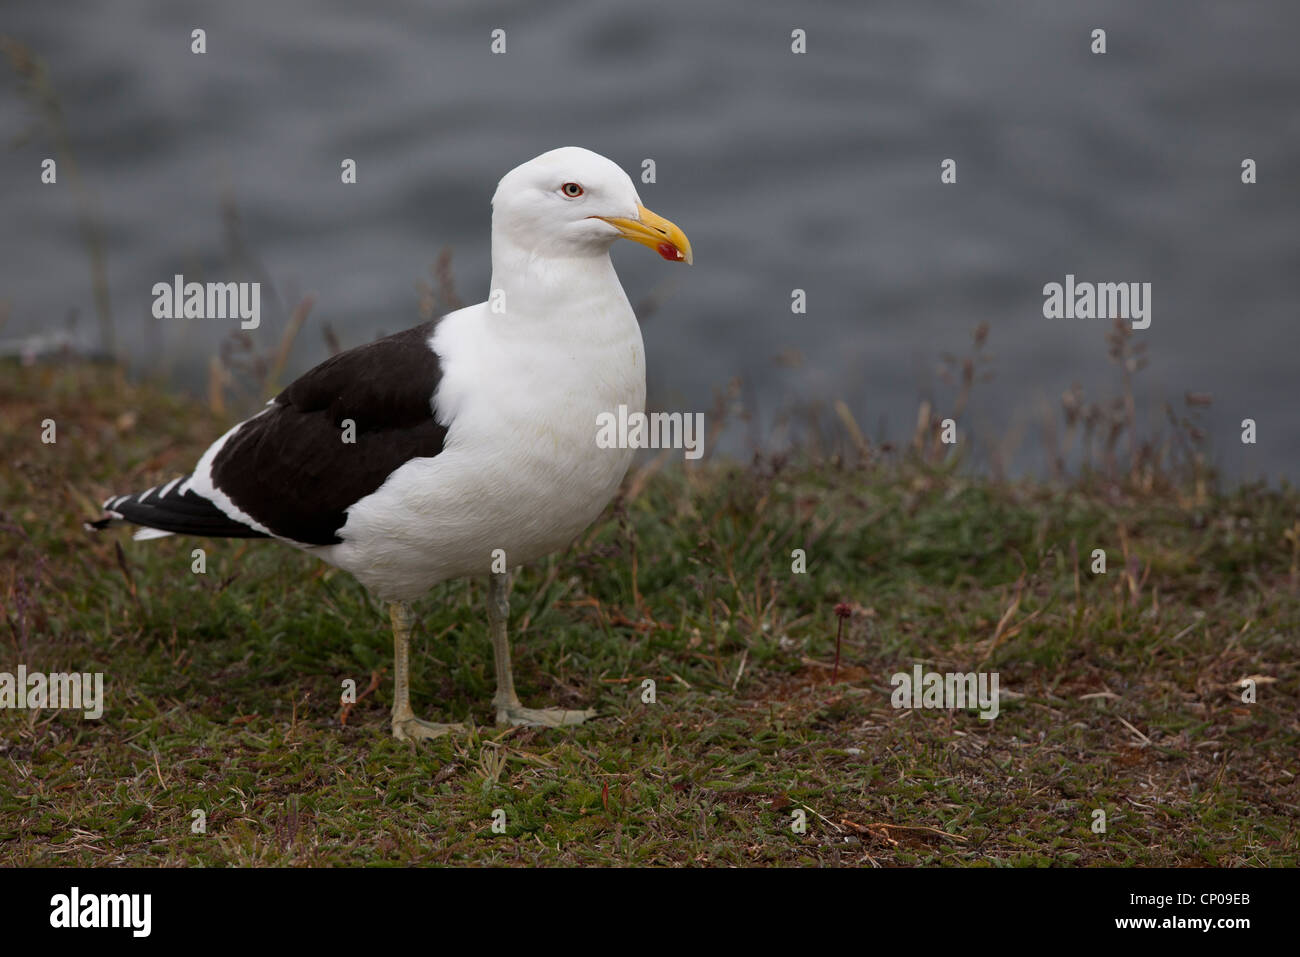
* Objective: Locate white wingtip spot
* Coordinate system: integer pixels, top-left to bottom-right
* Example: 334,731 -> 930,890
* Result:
132,527 -> 175,541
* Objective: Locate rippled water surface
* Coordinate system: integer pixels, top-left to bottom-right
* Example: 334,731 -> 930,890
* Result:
3,0 -> 1297,477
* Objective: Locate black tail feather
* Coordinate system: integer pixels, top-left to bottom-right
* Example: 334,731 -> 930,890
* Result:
90,476 -> 270,540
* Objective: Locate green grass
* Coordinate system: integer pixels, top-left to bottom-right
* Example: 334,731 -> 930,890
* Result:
1,362 -> 1297,866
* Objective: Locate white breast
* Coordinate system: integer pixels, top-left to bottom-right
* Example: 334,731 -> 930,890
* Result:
318,287 -> 646,602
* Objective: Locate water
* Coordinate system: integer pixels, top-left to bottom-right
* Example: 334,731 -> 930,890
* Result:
3,0 -> 1297,479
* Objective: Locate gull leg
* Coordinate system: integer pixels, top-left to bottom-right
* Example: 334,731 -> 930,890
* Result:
389,601 -> 464,741
489,571 -> 595,727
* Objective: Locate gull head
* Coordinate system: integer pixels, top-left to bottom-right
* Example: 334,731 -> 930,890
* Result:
491,146 -> 692,265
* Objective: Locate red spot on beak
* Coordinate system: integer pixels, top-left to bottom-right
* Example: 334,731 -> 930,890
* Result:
656,241 -> 681,261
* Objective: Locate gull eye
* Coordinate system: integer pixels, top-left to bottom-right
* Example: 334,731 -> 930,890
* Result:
561,182 -> 584,198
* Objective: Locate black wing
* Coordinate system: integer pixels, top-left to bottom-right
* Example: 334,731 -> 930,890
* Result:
206,320 -> 449,545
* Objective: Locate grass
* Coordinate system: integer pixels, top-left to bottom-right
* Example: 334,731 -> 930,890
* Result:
1,360 -> 1297,866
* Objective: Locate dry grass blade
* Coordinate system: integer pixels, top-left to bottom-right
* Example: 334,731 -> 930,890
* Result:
113,540 -> 142,612
263,294 -> 316,398
339,667 -> 385,727
841,818 -> 968,844
1116,716 -> 1152,747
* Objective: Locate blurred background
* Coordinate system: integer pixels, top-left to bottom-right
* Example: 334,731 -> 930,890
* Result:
2,0 -> 1297,479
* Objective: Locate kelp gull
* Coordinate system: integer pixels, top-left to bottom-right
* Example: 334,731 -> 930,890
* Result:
87,147 -> 693,739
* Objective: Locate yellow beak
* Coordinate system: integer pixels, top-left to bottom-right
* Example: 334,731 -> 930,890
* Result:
596,203 -> 693,265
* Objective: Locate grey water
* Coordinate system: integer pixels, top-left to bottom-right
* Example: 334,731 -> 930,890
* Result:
2,0 -> 1297,480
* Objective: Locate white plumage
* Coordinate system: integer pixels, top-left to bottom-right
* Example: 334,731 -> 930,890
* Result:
322,262 -> 645,601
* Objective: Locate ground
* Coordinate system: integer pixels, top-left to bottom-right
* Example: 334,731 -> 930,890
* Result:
1,362 -> 1296,865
